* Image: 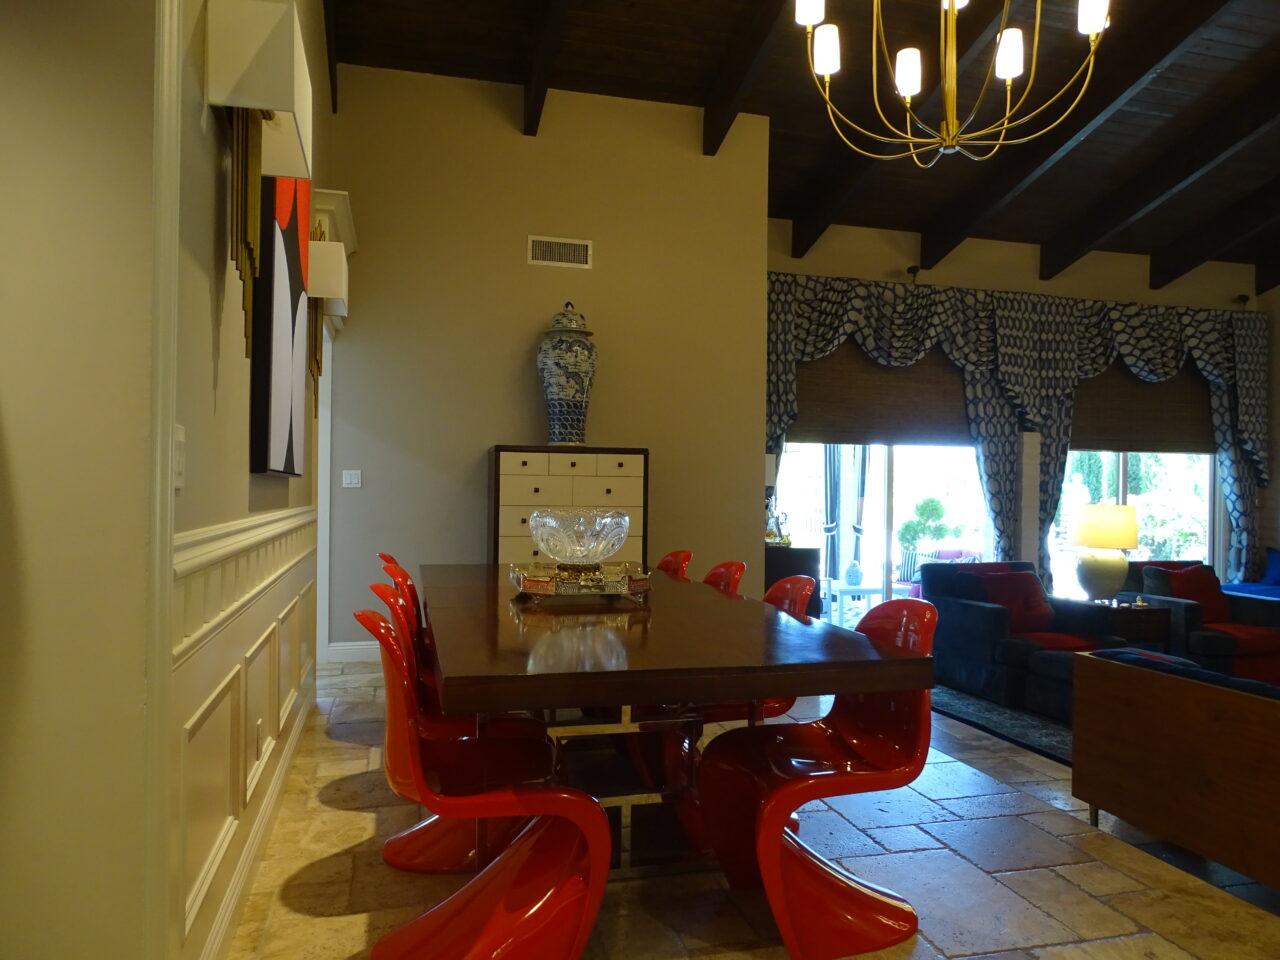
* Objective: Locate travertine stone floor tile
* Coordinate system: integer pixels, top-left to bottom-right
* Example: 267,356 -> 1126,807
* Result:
866,825 -> 945,853
1053,862 -> 1146,897
960,952 -> 1036,959
1033,932 -> 1198,959
1021,811 -> 1099,838
270,880 -> 353,921
964,756 -> 1064,783
937,792 -> 1057,820
926,747 -> 957,763
256,911 -> 372,960
856,937 -> 946,959
330,700 -> 386,724
1105,886 -> 1280,960
341,660 -> 381,674
923,817 -> 1090,873
1015,780 -> 1089,811
251,852 -> 353,894
911,761 -> 1018,800
1065,834 -> 1205,891
313,757 -> 371,781
582,901 -> 691,960
838,848 -> 1074,956
638,886 -> 757,952
1017,754 -> 1073,780
308,770 -> 412,812
996,869 -> 1138,939
294,809 -> 379,858
931,739 -> 1033,762
1085,810 -> 1160,845
796,807 -> 884,858
259,813 -> 311,858
826,788 -> 960,829
347,850 -> 465,912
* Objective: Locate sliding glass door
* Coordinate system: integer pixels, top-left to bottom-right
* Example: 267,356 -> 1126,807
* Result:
775,442 -> 993,626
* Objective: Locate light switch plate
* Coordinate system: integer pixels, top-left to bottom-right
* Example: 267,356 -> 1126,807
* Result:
342,469 -> 362,488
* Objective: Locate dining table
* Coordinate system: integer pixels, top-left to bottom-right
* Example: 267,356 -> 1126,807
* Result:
418,563 -> 934,716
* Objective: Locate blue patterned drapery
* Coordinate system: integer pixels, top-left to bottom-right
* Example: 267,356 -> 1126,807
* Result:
766,272 -> 1270,582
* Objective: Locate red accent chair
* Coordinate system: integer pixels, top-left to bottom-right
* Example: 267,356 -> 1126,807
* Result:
920,560 -> 1125,707
695,598 -> 938,959
365,583 -> 550,873
655,549 -> 693,580
356,611 -> 610,960
703,561 -> 746,595
1141,563 -> 1280,684
762,575 -> 817,618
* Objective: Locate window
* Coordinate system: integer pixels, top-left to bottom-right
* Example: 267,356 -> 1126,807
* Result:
1050,450 -> 1213,598
775,442 -> 994,626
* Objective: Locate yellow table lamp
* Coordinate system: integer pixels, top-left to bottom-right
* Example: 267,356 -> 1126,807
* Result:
1071,504 -> 1138,600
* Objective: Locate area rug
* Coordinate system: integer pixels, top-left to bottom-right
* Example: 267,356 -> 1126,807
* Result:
930,686 -> 1073,765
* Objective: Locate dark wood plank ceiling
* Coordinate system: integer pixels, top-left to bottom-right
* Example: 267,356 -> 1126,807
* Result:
327,0 -> 1280,294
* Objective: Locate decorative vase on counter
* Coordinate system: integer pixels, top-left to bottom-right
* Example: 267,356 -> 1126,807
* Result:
536,301 -> 596,445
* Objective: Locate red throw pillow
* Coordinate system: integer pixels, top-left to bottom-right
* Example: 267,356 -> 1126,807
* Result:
1166,565 -> 1231,623
975,571 -> 1053,634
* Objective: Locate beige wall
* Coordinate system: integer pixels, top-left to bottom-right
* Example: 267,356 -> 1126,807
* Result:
768,219 -> 1256,310
0,2 -> 156,956
327,69 -> 769,641
174,0 -> 332,533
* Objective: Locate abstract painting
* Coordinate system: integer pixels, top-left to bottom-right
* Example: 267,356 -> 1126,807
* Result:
250,176 -> 310,476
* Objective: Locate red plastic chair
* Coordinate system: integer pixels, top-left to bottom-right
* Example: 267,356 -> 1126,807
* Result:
695,598 -> 937,959
356,611 -> 611,960
363,587 -> 549,873
655,549 -> 693,580
703,560 -> 747,595
762,575 -> 816,618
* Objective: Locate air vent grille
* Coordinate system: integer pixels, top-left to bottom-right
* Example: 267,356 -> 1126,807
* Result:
528,236 -> 592,269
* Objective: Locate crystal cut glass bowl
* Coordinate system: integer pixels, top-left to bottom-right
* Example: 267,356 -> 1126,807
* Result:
528,508 -> 630,565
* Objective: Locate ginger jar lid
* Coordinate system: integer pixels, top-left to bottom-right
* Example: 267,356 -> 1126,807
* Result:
547,301 -> 593,336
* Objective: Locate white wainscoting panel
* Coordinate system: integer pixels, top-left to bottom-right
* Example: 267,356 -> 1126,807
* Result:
172,507 -> 317,960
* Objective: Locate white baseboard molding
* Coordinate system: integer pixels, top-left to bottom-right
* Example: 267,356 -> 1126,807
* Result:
321,639 -> 380,663
198,673 -> 315,960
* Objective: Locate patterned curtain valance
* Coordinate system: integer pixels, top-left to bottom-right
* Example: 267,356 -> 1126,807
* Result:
766,271 -> 1270,581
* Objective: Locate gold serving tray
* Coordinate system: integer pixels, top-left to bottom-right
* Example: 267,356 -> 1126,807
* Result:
510,561 -> 651,606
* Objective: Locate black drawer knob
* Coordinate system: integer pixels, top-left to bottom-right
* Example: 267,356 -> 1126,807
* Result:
534,486 -> 540,493
521,459 -> 528,466
617,461 -> 623,468
570,460 -> 577,467
533,550 -> 539,556
520,517 -> 527,525
606,487 -> 612,495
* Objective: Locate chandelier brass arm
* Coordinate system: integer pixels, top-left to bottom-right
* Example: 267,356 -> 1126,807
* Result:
796,0 -> 1109,164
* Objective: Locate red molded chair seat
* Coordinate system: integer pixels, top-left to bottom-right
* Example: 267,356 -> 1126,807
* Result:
695,598 -> 937,960
356,611 -> 610,960
655,549 -> 692,580
703,560 -> 746,595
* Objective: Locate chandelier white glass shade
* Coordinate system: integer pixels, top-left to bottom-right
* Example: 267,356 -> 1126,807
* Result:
796,0 -> 1109,166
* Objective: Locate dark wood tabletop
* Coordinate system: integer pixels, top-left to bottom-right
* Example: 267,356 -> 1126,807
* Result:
419,564 -> 934,714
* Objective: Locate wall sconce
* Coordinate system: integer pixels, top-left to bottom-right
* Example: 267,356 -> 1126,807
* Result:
206,0 -> 313,179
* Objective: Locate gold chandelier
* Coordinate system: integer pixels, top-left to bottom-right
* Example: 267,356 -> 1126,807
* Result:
796,0 -> 1110,166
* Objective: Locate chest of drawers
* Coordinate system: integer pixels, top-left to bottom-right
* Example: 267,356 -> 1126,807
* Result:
490,445 -> 650,566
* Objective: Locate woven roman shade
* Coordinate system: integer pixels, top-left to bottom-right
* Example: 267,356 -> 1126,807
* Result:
789,345 -> 971,446
1072,360 -> 1213,453
790,346 -> 1213,454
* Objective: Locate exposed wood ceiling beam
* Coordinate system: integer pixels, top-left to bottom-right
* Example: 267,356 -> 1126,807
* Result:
919,0 -> 1234,270
1257,253 -> 1280,297
790,0 -> 1006,259
324,0 -> 339,112
1149,177 -> 1280,289
524,0 -> 568,137
1040,67 -> 1280,280
703,0 -> 789,157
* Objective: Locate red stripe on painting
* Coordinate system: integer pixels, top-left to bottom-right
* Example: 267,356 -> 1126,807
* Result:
275,177 -> 296,230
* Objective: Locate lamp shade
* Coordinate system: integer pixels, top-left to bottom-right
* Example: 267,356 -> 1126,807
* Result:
307,240 -> 348,317
1070,504 -> 1137,550
207,0 -> 313,178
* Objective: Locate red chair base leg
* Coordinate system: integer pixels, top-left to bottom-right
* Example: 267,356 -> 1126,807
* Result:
770,831 -> 917,959
381,813 -> 528,873
372,818 -> 598,960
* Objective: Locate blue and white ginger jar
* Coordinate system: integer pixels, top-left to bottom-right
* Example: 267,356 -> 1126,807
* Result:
536,301 -> 596,445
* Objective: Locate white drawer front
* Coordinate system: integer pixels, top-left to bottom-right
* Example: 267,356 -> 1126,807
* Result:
613,537 -> 643,562
498,505 -> 541,537
597,454 -> 645,477
499,452 -> 549,475
548,453 -> 596,476
498,536 -> 548,564
500,475 -> 573,505
573,476 -> 644,506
